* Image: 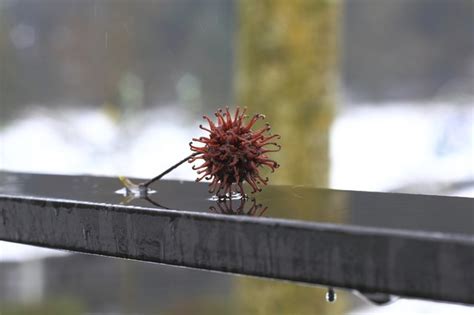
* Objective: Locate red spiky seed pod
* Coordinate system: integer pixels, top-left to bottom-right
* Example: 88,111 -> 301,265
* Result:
189,107 -> 281,197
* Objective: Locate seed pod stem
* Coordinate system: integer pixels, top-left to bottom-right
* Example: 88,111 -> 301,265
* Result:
141,152 -> 199,188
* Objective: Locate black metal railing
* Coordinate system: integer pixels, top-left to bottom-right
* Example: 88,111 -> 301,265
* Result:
1,172 -> 473,305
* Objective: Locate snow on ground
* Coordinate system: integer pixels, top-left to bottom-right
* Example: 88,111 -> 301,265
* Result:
331,102 -> 473,193
0,106 -> 198,180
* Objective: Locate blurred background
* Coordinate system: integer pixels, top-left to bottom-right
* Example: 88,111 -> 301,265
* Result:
0,0 -> 473,314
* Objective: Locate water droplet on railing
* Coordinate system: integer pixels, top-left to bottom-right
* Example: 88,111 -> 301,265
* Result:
116,177 -> 156,197
115,186 -> 156,197
82,227 -> 89,242
208,192 -> 247,201
326,287 -> 336,303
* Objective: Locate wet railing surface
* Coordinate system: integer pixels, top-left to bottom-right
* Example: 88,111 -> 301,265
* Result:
0,171 -> 473,305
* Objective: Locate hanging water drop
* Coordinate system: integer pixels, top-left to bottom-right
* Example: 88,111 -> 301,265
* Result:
326,287 -> 336,303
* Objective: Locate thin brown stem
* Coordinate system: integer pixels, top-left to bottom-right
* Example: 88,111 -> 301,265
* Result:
141,152 -> 199,188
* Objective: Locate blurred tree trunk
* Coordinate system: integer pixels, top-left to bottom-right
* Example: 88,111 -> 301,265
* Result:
236,1 -> 344,314
237,0 -> 339,187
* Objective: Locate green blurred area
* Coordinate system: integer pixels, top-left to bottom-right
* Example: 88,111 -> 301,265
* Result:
237,0 -> 339,188
235,1 -> 346,314
1,297 -> 84,315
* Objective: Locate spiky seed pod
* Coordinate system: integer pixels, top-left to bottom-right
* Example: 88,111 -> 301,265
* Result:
189,107 -> 281,197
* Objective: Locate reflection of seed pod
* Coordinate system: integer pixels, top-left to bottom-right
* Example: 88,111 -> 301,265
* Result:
209,197 -> 267,217
189,107 -> 281,197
